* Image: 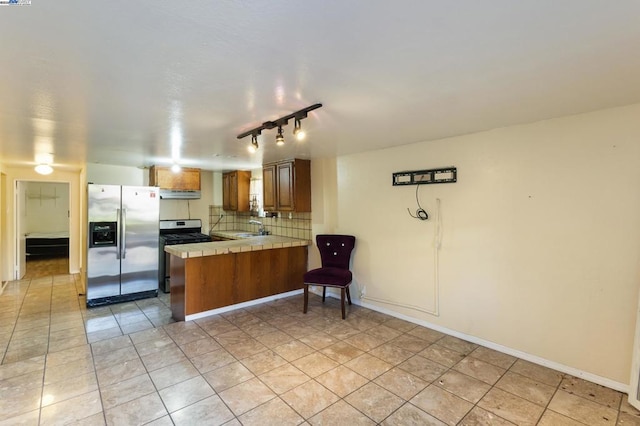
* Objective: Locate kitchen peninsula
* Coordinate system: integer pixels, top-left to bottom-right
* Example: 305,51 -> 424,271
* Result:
165,233 -> 310,321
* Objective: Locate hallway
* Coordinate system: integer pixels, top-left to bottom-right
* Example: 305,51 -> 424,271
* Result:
23,258 -> 69,280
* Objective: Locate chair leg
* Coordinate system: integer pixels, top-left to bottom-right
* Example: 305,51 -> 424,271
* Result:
303,285 -> 309,314
341,288 -> 346,319
346,286 -> 352,305
322,286 -> 326,302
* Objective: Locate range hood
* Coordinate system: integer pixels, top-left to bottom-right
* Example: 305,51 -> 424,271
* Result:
159,189 -> 201,200
150,166 -> 201,199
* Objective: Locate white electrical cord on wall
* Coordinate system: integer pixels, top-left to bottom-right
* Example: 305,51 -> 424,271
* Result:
432,197 -> 442,316
362,198 -> 442,317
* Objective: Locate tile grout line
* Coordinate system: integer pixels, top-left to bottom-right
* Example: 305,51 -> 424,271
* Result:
505,354 -> 562,426
30,276 -> 47,426
132,330 -> 170,425
39,276 -> 52,425
87,326 -> 108,426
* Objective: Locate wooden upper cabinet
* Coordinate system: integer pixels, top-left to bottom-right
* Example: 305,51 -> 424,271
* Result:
149,166 -> 201,191
222,170 -> 250,211
276,161 -> 294,211
262,159 -> 311,212
262,164 -> 276,211
222,173 -> 231,209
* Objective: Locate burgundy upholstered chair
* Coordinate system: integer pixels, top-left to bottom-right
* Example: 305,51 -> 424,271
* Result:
303,234 -> 356,319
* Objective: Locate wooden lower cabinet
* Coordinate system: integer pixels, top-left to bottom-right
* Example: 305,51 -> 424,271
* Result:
169,246 -> 307,321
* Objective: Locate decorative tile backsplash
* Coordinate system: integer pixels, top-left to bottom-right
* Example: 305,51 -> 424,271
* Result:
209,205 -> 312,240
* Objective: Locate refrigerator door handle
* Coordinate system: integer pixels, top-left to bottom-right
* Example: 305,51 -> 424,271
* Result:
116,208 -> 122,260
121,208 -> 127,259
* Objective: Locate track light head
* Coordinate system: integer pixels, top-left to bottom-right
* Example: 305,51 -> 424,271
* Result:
248,134 -> 259,153
275,127 -> 285,146
293,118 -> 306,141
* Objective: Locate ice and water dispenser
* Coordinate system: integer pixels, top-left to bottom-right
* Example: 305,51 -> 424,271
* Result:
89,222 -> 117,248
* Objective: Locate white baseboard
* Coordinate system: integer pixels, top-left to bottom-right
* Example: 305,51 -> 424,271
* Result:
185,289 -> 304,322
314,287 -> 629,393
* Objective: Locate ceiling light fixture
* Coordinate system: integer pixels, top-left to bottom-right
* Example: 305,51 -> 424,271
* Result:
293,117 -> 306,141
35,164 -> 53,175
237,103 -> 322,151
275,126 -> 285,146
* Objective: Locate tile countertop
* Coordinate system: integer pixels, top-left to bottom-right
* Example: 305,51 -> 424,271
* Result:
164,231 -> 311,259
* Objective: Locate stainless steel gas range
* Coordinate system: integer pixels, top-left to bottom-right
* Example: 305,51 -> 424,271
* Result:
158,219 -> 212,293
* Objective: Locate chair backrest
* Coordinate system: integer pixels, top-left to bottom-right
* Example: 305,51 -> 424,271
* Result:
316,234 -> 356,270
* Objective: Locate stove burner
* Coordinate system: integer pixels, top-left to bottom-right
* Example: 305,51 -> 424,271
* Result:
161,232 -> 212,245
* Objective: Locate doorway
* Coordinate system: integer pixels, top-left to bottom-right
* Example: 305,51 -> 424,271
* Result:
15,181 -> 71,279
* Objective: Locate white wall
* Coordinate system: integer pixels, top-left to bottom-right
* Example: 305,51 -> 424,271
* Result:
312,103 -> 640,386
212,172 -> 222,206
24,182 -> 70,233
86,163 -> 145,186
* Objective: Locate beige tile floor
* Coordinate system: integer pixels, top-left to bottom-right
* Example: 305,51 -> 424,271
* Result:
0,273 -> 639,425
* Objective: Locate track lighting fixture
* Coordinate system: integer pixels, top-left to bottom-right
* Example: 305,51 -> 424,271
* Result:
237,103 -> 322,151
293,117 -> 306,141
275,126 -> 285,146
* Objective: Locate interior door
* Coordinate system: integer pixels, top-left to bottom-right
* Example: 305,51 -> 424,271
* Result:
15,181 -> 27,280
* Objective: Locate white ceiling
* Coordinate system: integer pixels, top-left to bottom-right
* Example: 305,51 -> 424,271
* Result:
1,1 -> 639,172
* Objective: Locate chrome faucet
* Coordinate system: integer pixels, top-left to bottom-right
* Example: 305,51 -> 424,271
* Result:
248,219 -> 269,235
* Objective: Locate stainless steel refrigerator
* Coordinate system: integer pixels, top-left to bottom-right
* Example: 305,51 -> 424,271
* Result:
86,184 -> 160,307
